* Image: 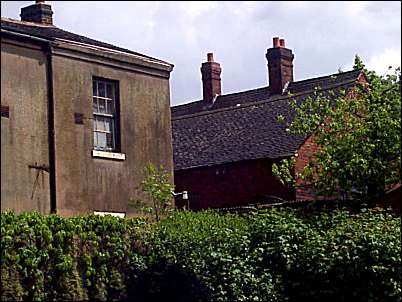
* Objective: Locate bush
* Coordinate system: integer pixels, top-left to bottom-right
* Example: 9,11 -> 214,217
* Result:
147,210 -> 279,301
0,211 -> 147,301
247,207 -> 401,302
1,208 -> 400,301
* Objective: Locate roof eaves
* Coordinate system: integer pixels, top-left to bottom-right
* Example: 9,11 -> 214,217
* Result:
174,151 -> 297,171
1,17 -> 173,68
54,37 -> 173,68
1,27 -> 52,43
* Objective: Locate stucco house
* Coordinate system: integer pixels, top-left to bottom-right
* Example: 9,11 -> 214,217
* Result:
1,1 -> 174,216
171,37 -> 366,210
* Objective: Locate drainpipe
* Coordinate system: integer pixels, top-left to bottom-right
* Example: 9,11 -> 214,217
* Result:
45,43 -> 57,214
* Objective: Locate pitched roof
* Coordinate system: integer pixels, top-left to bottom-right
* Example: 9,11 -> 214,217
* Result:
1,17 -> 171,65
172,69 -> 362,170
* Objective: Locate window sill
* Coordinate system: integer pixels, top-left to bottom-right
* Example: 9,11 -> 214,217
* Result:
92,150 -> 126,161
94,211 -> 126,218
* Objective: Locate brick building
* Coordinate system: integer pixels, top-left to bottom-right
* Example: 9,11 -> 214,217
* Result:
171,37 -> 365,210
1,1 -> 174,216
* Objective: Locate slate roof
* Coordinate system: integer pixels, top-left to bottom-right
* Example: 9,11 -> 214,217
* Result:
1,18 -> 170,65
172,69 -> 362,170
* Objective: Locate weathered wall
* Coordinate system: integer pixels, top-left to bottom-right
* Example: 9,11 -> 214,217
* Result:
51,48 -> 173,216
1,38 -> 51,213
174,158 -> 294,210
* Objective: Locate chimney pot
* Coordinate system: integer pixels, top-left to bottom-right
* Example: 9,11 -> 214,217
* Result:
279,39 -> 285,47
273,37 -> 280,48
207,53 -> 214,62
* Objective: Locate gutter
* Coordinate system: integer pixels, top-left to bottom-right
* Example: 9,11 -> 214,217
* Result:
1,28 -> 52,43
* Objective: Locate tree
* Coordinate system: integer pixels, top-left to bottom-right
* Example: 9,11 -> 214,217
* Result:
129,162 -> 175,221
272,56 -> 401,205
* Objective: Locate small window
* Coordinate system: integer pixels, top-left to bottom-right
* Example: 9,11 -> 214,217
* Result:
92,78 -> 120,151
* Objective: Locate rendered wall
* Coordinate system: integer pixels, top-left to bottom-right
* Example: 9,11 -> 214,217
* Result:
1,39 -> 51,213
51,49 -> 173,216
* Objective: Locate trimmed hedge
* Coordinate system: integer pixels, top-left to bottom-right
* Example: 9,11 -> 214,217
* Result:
1,208 -> 400,301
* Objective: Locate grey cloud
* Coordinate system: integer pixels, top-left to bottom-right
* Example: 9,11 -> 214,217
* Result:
1,1 -> 400,105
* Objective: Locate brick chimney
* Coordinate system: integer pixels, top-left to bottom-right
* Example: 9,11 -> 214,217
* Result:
201,53 -> 222,104
20,1 -> 53,25
266,37 -> 294,94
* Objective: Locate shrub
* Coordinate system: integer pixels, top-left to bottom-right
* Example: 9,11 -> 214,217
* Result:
0,211 -> 148,301
1,207 -> 400,301
147,210 -> 280,301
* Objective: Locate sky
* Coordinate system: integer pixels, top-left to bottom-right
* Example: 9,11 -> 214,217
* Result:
1,1 -> 401,106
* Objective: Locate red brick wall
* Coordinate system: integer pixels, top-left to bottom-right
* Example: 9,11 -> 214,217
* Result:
174,158 -> 294,210
294,135 -> 320,200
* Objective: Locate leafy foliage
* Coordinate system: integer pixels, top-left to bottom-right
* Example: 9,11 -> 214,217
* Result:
0,211 -> 147,301
273,57 -> 401,204
147,211 -> 279,301
1,208 -> 400,301
129,162 -> 175,221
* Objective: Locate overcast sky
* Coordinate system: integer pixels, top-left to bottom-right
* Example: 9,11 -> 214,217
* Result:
2,1 -> 401,106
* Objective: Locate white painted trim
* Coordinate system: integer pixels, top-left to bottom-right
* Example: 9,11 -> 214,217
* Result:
94,211 -> 126,218
92,150 -> 126,160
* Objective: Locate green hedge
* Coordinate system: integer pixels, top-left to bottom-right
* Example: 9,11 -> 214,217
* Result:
1,208 -> 400,301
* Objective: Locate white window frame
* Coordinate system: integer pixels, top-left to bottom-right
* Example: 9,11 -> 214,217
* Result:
92,78 -> 118,152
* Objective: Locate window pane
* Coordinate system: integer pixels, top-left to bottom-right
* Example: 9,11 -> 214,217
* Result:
98,99 -> 106,113
98,82 -> 106,97
93,81 -> 97,96
106,132 -> 113,148
93,131 -> 98,147
106,83 -> 114,99
96,117 -> 105,131
93,97 -> 98,112
104,117 -> 113,132
97,132 -> 107,148
105,100 -> 114,114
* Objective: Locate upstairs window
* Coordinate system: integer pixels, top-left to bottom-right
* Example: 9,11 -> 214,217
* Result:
92,78 -> 120,151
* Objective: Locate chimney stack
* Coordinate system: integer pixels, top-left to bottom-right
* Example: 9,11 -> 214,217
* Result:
266,37 -> 294,94
201,53 -> 222,104
20,1 -> 53,25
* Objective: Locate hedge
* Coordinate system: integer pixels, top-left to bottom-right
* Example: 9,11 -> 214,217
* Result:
1,208 -> 400,301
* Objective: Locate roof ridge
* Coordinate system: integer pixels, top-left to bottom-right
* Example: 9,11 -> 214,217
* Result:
291,69 -> 361,85
172,79 -> 356,121
172,70 -> 361,110
172,86 -> 270,109
217,85 -> 269,98
172,100 -> 203,108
